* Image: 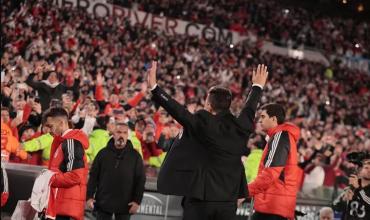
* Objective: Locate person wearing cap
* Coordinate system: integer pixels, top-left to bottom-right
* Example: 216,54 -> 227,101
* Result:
86,122 -> 146,220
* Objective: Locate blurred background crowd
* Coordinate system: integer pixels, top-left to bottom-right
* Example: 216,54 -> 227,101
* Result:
1,0 -> 369,200
129,0 -> 369,58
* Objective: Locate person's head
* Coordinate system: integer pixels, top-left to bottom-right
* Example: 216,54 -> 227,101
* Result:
319,207 -> 334,220
112,122 -> 129,149
1,107 -> 10,123
62,92 -> 73,105
109,94 -> 119,104
18,124 -> 36,142
205,86 -> 232,114
259,103 -> 286,131
135,115 -> 146,133
42,124 -> 51,134
85,102 -> 99,117
158,109 -> 168,124
359,159 -> 370,181
13,94 -> 26,111
45,71 -> 59,84
113,108 -> 126,122
42,107 -> 70,137
313,154 -> 325,166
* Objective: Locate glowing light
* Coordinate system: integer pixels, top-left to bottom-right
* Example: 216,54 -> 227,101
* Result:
357,4 -> 364,12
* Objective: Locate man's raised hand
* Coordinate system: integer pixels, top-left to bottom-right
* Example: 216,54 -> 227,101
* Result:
147,61 -> 157,89
252,64 -> 268,87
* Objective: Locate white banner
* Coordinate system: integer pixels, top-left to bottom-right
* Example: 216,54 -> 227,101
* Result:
53,0 -> 334,66
336,56 -> 370,74
261,41 -> 330,66
53,0 -> 248,45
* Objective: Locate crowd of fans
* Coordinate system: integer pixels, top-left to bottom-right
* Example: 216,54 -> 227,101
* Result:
126,0 -> 370,58
1,0 -> 370,199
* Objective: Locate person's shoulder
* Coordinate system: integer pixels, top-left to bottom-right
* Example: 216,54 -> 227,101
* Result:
129,148 -> 144,162
129,147 -> 141,156
61,138 -> 83,147
95,146 -> 110,158
194,109 -> 212,118
126,141 -> 142,156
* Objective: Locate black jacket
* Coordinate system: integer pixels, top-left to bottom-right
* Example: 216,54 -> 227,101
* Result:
25,74 -> 80,111
86,139 -> 146,214
333,184 -> 370,220
152,85 -> 262,201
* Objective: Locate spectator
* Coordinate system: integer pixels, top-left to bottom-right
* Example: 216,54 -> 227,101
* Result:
0,0 -> 369,202
139,121 -> 164,167
319,207 -> 334,220
243,134 -> 265,183
25,65 -> 80,111
1,163 -> 9,207
302,154 -> 326,194
131,0 -> 370,58
1,121 -> 27,162
22,125 -> 54,166
85,125 -> 111,163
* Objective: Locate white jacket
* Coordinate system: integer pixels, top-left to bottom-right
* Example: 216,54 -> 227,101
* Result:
30,169 -> 55,212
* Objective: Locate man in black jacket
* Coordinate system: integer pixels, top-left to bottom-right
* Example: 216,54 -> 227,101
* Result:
26,70 -> 80,111
86,122 -> 146,220
147,61 -> 268,220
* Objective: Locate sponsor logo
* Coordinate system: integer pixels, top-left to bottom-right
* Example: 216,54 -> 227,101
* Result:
137,193 -> 164,216
236,204 -> 324,220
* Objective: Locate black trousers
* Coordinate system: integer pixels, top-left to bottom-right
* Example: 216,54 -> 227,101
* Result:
251,211 -> 288,220
96,210 -> 130,220
182,198 -> 237,220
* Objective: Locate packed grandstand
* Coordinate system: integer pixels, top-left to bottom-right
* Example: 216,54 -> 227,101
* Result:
1,0 -> 369,219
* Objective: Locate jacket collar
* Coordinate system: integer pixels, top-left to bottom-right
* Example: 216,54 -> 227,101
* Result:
107,138 -> 134,152
215,109 -> 232,117
266,122 -> 300,141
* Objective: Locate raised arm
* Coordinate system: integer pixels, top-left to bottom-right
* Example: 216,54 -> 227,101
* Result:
25,73 -> 43,90
237,64 -> 268,132
148,61 -> 199,129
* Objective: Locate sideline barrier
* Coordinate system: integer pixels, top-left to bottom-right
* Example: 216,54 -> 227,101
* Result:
2,163 -> 331,220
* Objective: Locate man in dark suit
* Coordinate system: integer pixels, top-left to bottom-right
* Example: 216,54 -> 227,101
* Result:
148,61 -> 268,220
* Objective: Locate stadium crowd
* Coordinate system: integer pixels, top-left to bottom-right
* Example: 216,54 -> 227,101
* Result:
129,0 -> 370,58
1,0 -> 370,198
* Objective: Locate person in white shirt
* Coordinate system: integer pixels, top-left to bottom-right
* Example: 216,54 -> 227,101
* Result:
302,154 -> 325,194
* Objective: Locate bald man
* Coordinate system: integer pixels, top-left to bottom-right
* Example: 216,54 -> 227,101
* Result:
319,207 -> 334,220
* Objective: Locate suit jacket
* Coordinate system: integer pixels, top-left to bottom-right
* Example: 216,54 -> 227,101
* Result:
152,85 -> 262,201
